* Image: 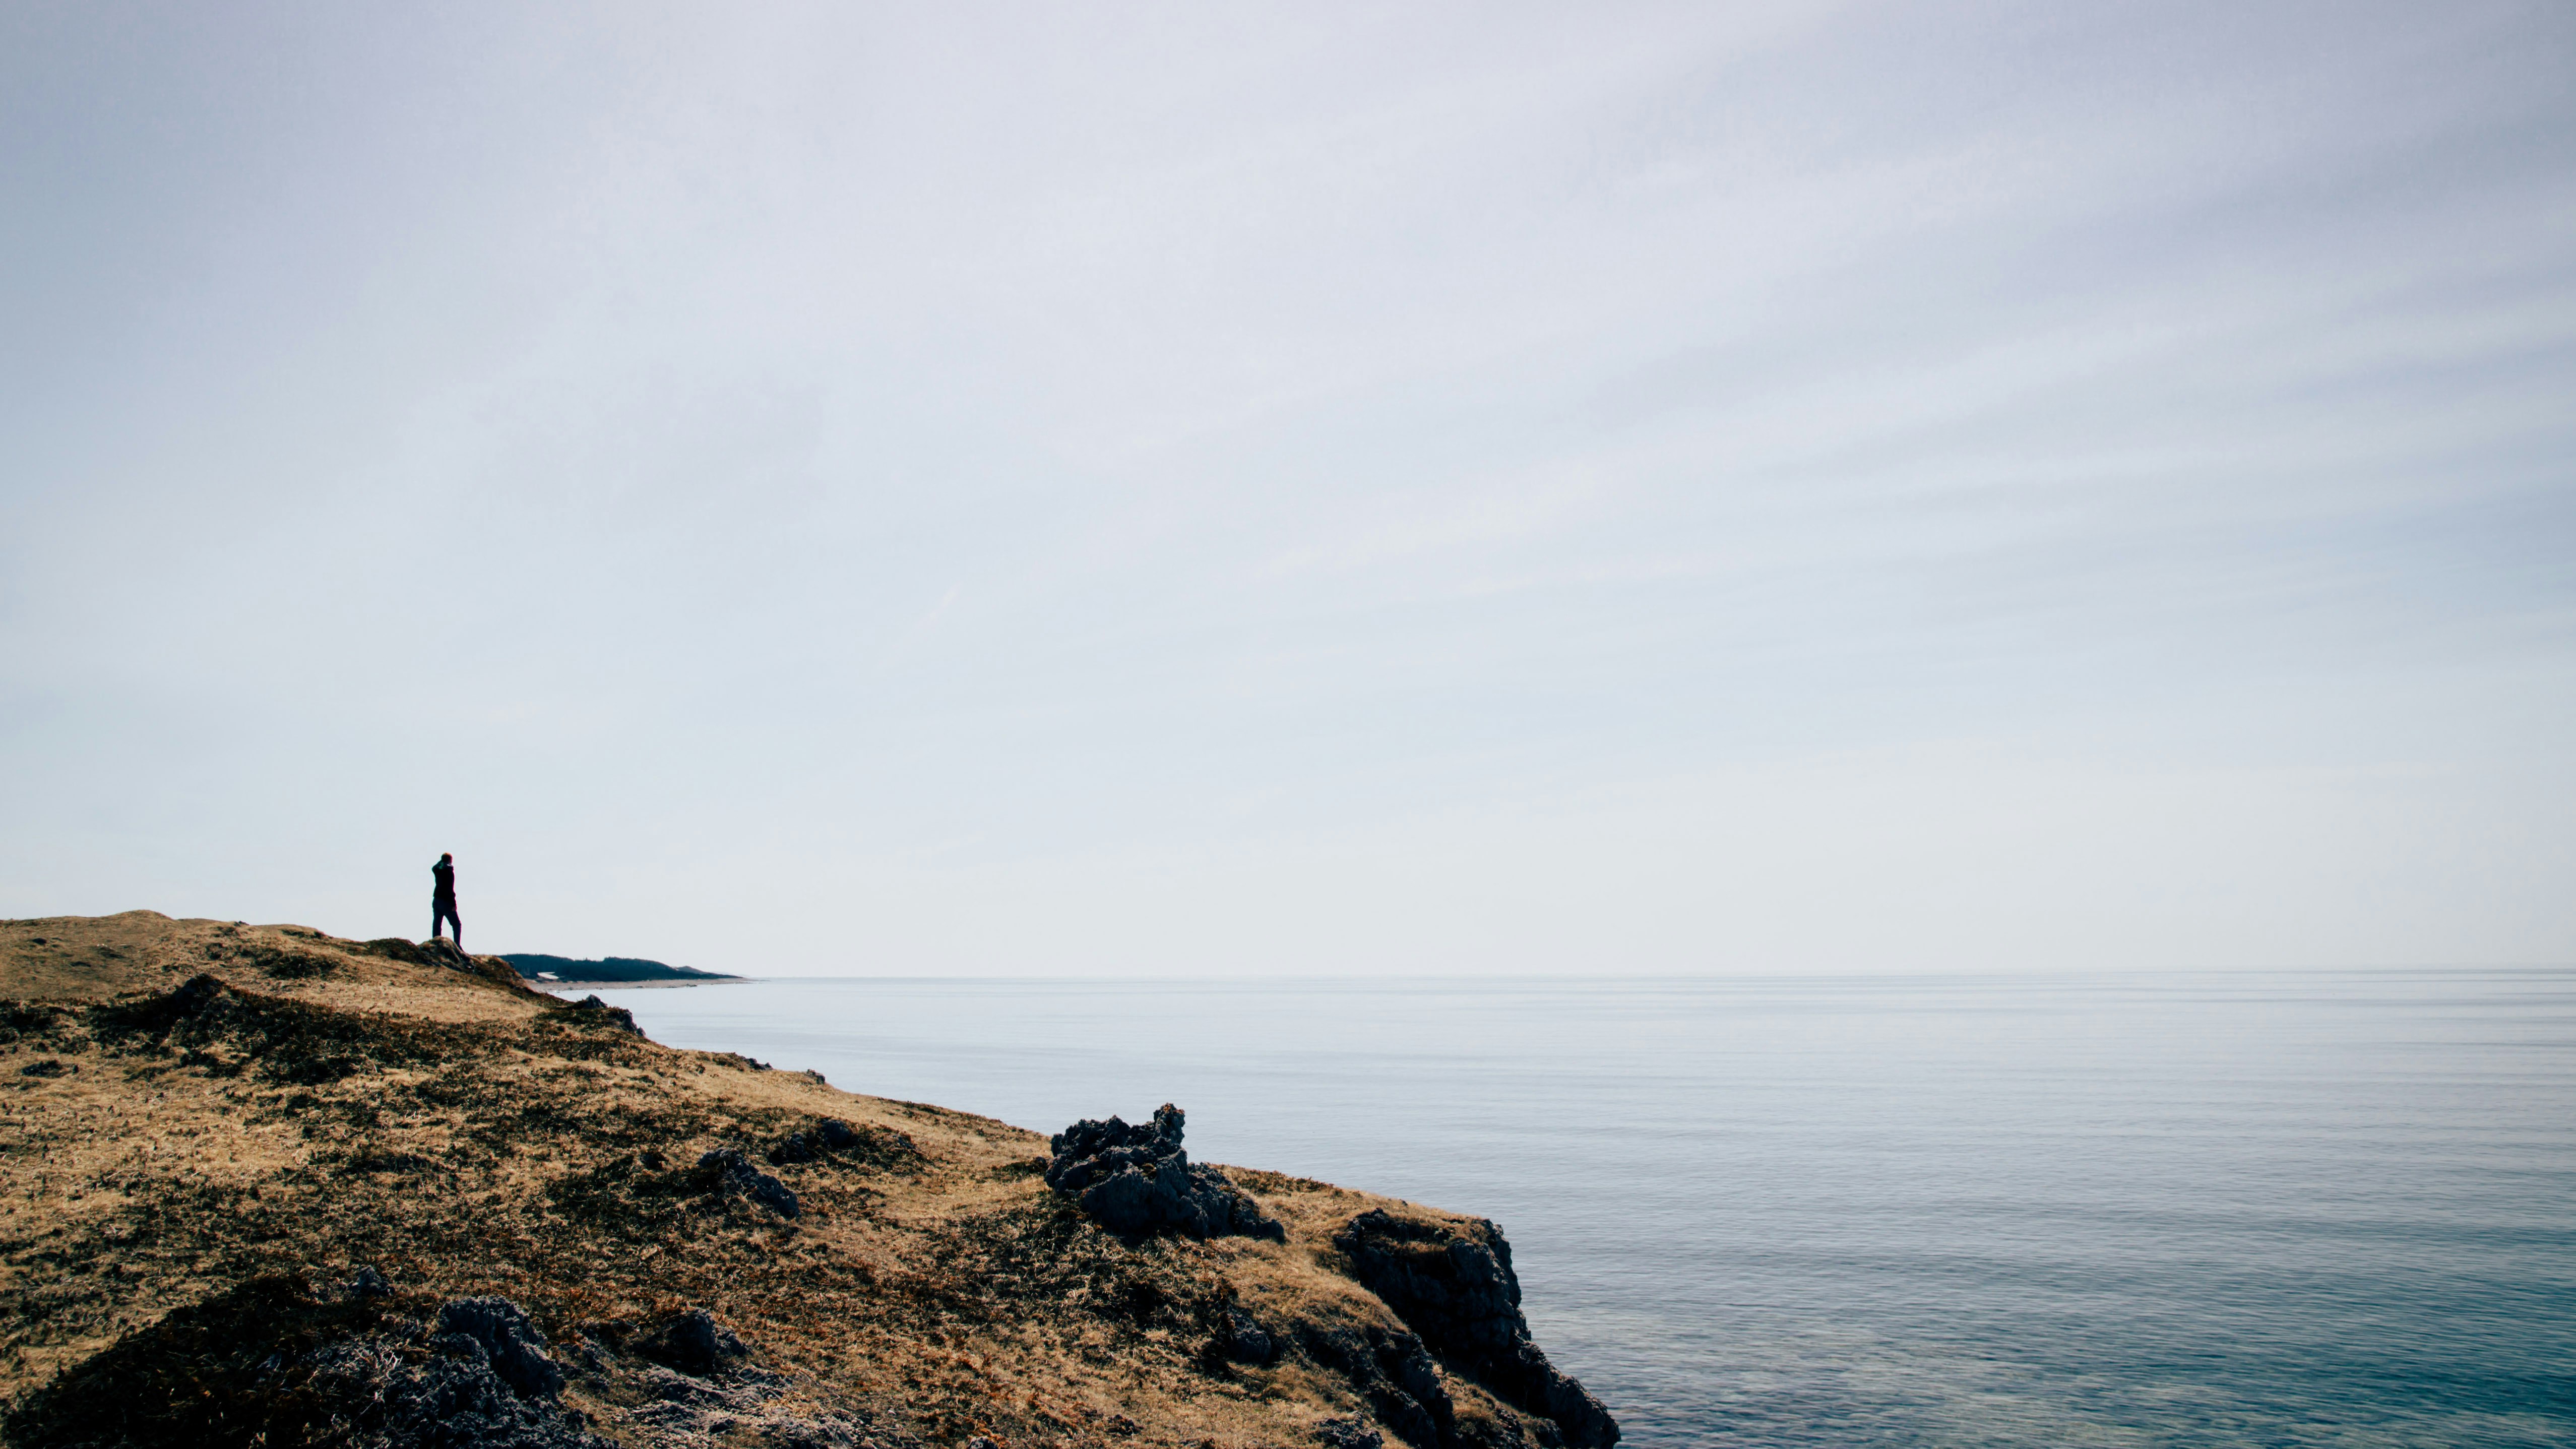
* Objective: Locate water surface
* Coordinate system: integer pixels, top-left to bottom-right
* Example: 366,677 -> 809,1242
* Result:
585,971 -> 2576,1447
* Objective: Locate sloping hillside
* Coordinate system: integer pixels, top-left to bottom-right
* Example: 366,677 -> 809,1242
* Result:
0,913 -> 1614,1449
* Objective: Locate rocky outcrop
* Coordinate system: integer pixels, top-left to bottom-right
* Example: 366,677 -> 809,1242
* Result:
1,1278 -> 609,1448
1334,1210 -> 1618,1448
5,1271 -> 881,1449
2,913 -> 1625,1449
438,1295 -> 569,1400
1298,1321 -> 1454,1449
1046,1104 -> 1285,1241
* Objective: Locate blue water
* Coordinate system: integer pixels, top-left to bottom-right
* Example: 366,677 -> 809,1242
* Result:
581,971 -> 2576,1447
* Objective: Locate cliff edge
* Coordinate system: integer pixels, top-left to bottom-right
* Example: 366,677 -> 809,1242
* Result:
0,912 -> 1615,1449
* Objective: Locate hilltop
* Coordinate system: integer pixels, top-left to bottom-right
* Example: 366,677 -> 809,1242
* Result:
0,912 -> 1615,1449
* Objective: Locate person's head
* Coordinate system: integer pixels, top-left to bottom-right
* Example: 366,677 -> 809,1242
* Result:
438,853 -> 452,864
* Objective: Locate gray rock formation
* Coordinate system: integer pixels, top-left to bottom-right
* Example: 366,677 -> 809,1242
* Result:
437,1297 -> 567,1400
282,1294 -> 608,1448
1298,1322 -> 1452,1449
1333,1210 -> 1618,1449
1313,1416 -> 1387,1449
1045,1103 -> 1285,1241
0,1277 -> 607,1447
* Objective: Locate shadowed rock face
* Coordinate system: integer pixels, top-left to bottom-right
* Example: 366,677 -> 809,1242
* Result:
2,1270 -> 888,1449
1046,1104 -> 1286,1241
1299,1321 -> 1453,1449
438,1296 -> 567,1400
1,1279 -> 609,1449
1334,1210 -> 1619,1449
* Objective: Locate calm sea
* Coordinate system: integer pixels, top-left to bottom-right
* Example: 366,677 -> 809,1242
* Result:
580,971 -> 2576,1447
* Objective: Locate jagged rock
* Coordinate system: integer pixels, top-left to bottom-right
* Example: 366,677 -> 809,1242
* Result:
702,1149 -> 800,1218
1313,1417 -> 1386,1449
346,1265 -> 394,1299
300,1332 -> 607,1448
1300,1323 -> 1452,1449
436,1296 -> 568,1400
1045,1103 -> 1285,1241
1333,1211 -> 1617,1449
6,1280 -> 608,1448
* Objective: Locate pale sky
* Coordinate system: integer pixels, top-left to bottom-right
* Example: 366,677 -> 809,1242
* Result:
4,2 -> 2571,974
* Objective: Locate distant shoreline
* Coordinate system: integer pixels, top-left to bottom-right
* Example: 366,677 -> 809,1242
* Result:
536,978 -> 746,991
500,952 -> 740,986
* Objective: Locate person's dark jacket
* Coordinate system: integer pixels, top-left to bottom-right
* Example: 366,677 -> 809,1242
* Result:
432,860 -> 456,903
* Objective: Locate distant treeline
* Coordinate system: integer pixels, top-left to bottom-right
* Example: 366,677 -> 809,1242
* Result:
497,953 -> 738,982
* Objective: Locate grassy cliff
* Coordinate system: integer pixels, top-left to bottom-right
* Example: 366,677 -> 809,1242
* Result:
0,912 -> 1614,1449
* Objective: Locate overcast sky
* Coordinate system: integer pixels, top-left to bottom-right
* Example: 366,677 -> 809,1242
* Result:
4,2 -> 2570,974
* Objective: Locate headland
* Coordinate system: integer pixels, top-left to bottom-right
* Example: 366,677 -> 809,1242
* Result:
0,911 -> 1615,1449
499,955 -> 742,988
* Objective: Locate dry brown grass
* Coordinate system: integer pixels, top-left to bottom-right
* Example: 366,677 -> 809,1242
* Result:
0,914 -> 1585,1449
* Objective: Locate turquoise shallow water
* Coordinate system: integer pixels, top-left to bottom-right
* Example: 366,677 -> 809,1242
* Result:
582,971 -> 2576,1447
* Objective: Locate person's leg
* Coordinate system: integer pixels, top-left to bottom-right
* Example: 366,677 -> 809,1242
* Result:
431,904 -> 442,940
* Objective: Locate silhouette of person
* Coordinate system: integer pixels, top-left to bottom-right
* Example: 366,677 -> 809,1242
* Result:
431,852 -> 461,948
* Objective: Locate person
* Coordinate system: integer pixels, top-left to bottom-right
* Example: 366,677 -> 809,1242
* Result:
431,853 -> 462,948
